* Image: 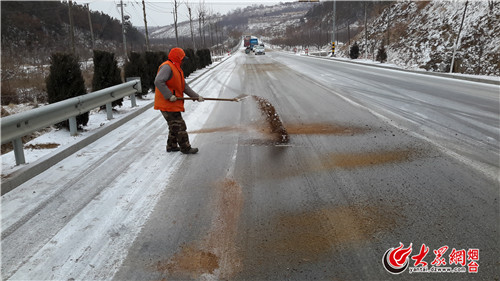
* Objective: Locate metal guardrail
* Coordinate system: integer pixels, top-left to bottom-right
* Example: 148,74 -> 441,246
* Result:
1,78 -> 142,165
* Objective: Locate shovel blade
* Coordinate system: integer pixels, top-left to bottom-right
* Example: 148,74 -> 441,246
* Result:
234,94 -> 250,102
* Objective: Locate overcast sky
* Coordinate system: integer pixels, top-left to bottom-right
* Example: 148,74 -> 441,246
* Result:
87,0 -> 293,27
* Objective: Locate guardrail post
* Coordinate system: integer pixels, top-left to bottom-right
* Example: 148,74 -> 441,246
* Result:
12,138 -> 26,165
126,77 -> 140,107
106,103 -> 113,120
69,116 -> 78,136
130,92 -> 137,107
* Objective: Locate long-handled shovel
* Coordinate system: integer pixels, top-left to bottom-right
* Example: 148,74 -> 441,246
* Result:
178,94 -> 249,102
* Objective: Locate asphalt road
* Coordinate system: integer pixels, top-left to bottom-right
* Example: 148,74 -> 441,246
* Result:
114,50 -> 499,280
2,49 -> 498,280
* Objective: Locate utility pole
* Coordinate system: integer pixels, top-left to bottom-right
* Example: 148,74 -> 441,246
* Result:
173,0 -> 180,46
118,0 -> 128,61
68,0 -> 76,54
142,0 -> 150,51
331,0 -> 336,57
450,0 -> 468,73
86,3 -> 95,51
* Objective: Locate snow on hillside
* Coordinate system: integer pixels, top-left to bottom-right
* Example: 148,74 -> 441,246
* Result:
150,2 -> 310,39
347,0 -> 500,75
248,10 -> 304,34
151,18 -> 209,39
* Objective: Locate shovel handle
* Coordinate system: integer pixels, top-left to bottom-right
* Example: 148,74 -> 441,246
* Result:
178,97 -> 238,102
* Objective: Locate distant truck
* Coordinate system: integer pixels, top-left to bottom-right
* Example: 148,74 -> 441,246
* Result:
250,38 -> 258,49
244,35 -> 251,47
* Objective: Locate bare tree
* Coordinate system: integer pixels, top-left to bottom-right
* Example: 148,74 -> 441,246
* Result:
186,1 -> 196,50
488,0 -> 495,13
385,4 -> 391,46
172,0 -> 180,46
197,0 -> 207,48
215,18 -> 220,54
207,9 -> 214,48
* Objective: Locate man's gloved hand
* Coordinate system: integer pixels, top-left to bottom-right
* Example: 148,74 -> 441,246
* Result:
169,95 -> 177,102
197,96 -> 204,102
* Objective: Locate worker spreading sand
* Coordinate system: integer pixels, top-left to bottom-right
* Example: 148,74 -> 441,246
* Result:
186,94 -> 289,145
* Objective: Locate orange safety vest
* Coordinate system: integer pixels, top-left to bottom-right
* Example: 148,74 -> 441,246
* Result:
154,60 -> 186,112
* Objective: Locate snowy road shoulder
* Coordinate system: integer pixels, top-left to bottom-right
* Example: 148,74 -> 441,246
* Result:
1,54 -> 238,280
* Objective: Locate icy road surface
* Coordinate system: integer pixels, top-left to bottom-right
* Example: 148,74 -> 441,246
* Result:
2,49 -> 499,280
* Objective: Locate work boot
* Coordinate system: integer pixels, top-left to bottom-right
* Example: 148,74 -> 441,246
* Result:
166,146 -> 181,152
181,147 -> 199,154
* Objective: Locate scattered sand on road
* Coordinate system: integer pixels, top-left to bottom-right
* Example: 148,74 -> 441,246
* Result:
154,178 -> 243,280
241,203 -> 404,273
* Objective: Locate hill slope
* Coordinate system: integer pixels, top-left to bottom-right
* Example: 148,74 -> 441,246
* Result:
1,1 -> 144,63
150,2 -> 312,40
348,1 -> 500,75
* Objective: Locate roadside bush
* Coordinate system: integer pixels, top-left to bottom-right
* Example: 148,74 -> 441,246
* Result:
92,50 -> 123,107
349,42 -> 360,59
124,52 -> 149,97
182,48 -> 199,78
1,84 -> 19,105
196,49 -> 212,69
1,63 -> 48,105
46,53 -> 89,128
376,43 -> 387,63
144,51 -> 168,92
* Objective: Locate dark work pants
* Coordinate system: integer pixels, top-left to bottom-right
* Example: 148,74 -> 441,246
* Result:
161,111 -> 190,150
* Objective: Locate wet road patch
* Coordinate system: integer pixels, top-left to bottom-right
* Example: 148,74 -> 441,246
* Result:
320,148 -> 423,170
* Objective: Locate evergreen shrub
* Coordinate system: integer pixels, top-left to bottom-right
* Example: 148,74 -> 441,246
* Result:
124,52 -> 149,97
182,48 -> 199,78
46,53 -> 89,128
350,42 -> 360,59
92,50 -> 123,106
376,44 -> 387,63
144,51 -> 168,93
